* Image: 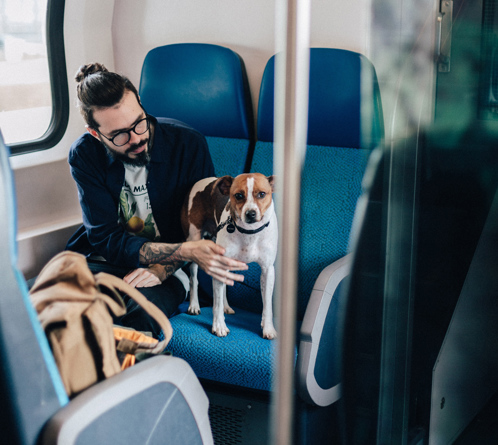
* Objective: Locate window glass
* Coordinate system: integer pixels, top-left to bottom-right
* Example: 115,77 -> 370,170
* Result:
0,0 -> 52,145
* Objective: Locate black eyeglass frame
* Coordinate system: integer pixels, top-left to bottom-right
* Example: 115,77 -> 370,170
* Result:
97,115 -> 151,147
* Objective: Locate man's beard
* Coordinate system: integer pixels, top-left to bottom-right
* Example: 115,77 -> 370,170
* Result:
104,138 -> 151,167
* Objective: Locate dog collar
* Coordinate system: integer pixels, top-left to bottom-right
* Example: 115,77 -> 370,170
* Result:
217,216 -> 270,235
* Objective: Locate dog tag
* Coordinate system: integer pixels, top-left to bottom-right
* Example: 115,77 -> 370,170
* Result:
227,223 -> 236,233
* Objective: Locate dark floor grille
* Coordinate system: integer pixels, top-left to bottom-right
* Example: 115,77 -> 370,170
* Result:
209,404 -> 244,445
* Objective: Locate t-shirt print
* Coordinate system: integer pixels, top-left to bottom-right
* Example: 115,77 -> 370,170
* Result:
118,165 -> 160,241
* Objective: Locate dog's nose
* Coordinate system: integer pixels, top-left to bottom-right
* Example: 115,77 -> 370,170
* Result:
245,209 -> 257,223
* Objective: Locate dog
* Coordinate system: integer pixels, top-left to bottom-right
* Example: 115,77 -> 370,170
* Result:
181,173 -> 278,339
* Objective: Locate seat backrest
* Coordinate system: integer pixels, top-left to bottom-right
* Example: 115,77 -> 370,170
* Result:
230,48 -> 384,318
256,48 -> 383,150
0,131 -> 68,445
139,43 -> 255,176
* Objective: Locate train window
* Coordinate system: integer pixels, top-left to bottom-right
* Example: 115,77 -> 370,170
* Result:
0,0 -> 68,154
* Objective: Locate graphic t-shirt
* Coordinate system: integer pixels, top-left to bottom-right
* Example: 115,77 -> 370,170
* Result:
119,165 -> 160,241
118,165 -> 189,292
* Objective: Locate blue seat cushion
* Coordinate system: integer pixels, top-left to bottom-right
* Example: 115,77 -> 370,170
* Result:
206,136 -> 250,177
168,307 -> 283,391
250,141 -> 274,177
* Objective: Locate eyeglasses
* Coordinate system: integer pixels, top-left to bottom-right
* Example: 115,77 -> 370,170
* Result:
98,116 -> 150,147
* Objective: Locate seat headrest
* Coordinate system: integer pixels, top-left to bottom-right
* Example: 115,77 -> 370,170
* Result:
257,48 -> 383,148
139,43 -> 254,140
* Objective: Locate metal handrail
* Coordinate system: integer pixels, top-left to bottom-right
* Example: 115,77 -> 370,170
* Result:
271,0 -> 310,443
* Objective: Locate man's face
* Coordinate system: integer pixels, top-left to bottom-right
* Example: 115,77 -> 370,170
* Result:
87,91 -> 151,166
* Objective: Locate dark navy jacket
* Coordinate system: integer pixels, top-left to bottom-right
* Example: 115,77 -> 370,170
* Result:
66,117 -> 215,269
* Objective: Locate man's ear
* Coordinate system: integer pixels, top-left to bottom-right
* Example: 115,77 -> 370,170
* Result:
86,125 -> 100,140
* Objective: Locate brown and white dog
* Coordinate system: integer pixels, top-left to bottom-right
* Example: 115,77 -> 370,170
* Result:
181,173 -> 278,339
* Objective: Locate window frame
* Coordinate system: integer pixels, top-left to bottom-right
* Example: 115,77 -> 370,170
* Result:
9,0 -> 69,156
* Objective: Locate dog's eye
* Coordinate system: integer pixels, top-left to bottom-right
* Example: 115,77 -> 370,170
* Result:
257,192 -> 266,199
234,193 -> 244,201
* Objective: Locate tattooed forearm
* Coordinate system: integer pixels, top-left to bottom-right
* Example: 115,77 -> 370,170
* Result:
139,242 -> 185,266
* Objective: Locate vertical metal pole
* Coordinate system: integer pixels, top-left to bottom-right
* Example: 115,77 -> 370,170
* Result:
271,0 -> 310,444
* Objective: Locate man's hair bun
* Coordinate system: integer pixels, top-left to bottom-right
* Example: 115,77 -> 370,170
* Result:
73,62 -> 140,129
75,63 -> 109,83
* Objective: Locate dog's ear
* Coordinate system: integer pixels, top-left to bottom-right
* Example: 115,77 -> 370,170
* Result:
267,175 -> 275,192
216,176 -> 234,196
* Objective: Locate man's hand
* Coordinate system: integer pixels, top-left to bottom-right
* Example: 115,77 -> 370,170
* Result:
124,264 -> 169,288
139,240 -> 248,286
182,239 -> 248,286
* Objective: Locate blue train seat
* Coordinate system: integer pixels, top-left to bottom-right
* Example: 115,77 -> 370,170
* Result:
0,130 -> 213,445
251,47 -> 383,404
139,43 -> 255,176
167,48 -> 383,443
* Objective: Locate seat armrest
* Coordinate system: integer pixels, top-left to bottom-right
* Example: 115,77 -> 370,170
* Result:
297,254 -> 351,406
42,355 -> 213,445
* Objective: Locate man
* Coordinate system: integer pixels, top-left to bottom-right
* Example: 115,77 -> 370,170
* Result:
66,63 -> 247,336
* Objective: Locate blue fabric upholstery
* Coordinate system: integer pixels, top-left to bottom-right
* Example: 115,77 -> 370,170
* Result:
168,307 -> 277,391
297,145 -> 370,317
139,43 -> 255,176
205,136 -> 252,177
168,48 -> 383,391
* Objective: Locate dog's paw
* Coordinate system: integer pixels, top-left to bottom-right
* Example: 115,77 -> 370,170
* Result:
262,320 -> 277,339
187,304 -> 201,315
224,305 -> 235,315
212,322 -> 230,337
262,327 -> 277,340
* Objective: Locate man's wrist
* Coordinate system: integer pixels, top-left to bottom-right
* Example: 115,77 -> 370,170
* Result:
178,241 -> 192,262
